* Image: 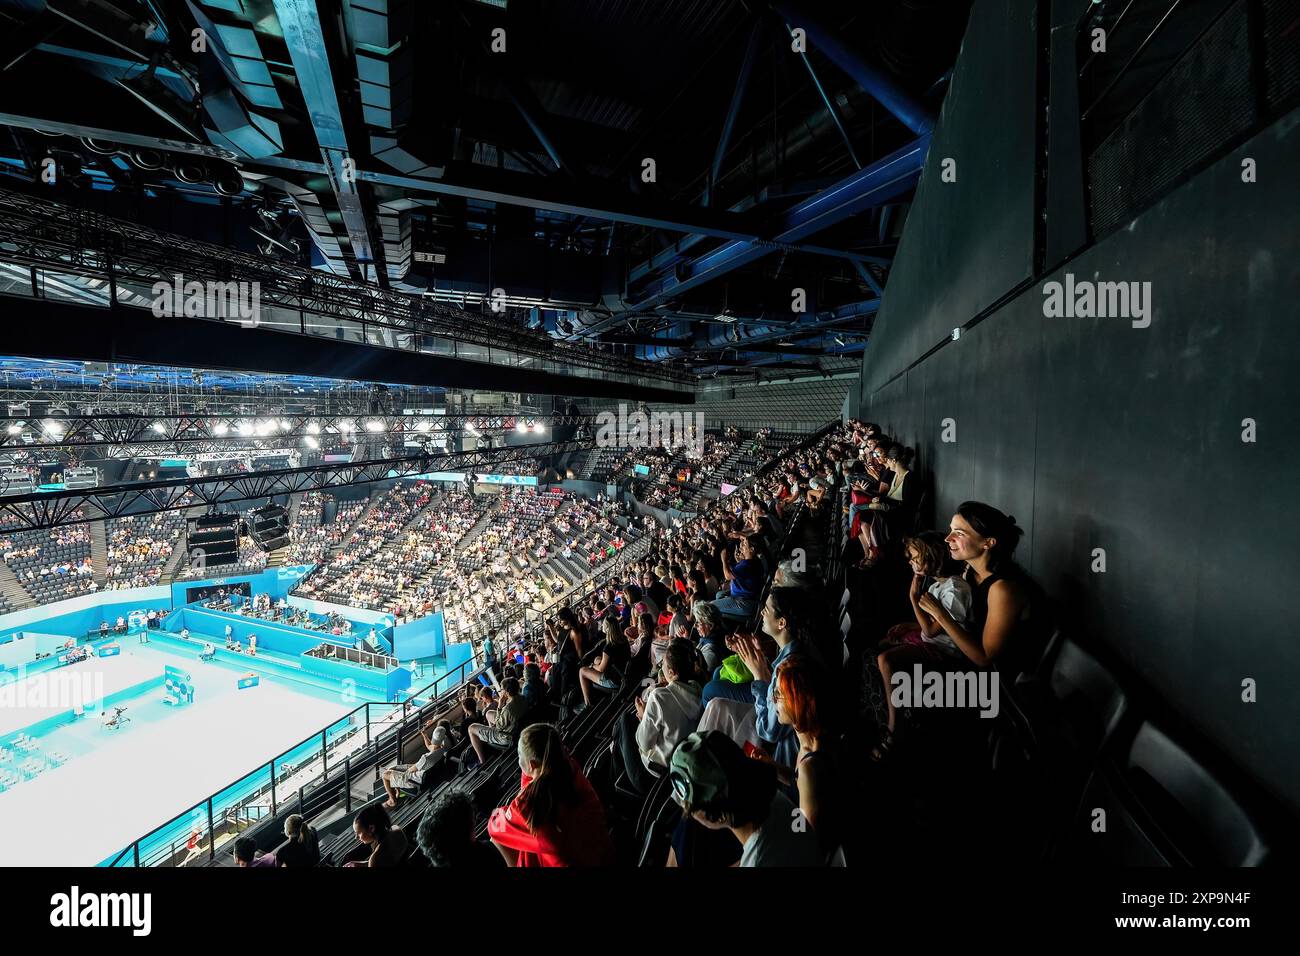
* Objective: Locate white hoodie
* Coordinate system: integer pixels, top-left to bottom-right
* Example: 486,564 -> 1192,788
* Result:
636,680 -> 704,769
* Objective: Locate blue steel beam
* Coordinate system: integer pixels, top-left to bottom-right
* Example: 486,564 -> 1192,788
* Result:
853,259 -> 882,296
706,19 -> 764,207
785,20 -> 861,169
771,2 -> 936,136
626,136 -> 927,311
273,0 -> 376,274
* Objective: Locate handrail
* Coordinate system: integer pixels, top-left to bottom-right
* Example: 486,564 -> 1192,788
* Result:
106,650 -> 480,866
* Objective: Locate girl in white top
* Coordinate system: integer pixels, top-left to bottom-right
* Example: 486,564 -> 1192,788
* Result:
871,532 -> 974,760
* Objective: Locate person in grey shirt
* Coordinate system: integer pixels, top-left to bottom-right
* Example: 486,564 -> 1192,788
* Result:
669,731 -> 823,868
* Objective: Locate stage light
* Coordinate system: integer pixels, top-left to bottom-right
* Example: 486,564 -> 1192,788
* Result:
534,423 -> 546,435
43,420 -> 64,437
339,419 -> 354,432
280,419 -> 292,432
365,420 -> 385,433
151,421 -> 166,434
517,421 -> 528,433
415,420 -> 432,432
214,422 -> 230,435
6,424 -> 20,435
304,435 -> 319,449
237,422 -> 254,437
306,422 -> 321,435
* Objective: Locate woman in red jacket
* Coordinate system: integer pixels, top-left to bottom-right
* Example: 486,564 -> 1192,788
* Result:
488,723 -> 614,867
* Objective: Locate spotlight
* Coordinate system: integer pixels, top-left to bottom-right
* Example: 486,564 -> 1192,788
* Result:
304,435 -> 319,449
6,424 -> 20,435
365,420 -> 385,433
214,423 -> 230,435
151,422 -> 166,434
280,420 -> 292,432
237,422 -> 254,437
516,421 -> 528,433
415,420 -> 432,432
534,423 -> 546,435
306,422 -> 321,434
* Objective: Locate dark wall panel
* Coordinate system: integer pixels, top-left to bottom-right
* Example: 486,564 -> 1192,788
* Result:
863,112 -> 1300,814
860,0 -> 1040,400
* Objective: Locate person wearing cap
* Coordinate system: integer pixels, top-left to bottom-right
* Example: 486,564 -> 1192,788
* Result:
668,730 -> 823,867
380,719 -> 455,807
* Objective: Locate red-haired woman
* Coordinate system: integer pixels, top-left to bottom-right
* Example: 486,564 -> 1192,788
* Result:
773,655 -> 844,859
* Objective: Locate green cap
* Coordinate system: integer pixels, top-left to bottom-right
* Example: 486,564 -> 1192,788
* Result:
669,731 -> 750,808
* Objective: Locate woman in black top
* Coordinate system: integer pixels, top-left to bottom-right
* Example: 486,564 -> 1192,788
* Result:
277,814 -> 320,867
919,501 -> 1040,675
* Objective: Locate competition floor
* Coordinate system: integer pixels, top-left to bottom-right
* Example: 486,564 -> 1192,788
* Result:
0,639 -> 374,867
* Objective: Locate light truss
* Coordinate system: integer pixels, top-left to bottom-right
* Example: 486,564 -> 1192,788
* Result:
0,412 -> 597,457
0,187 -> 694,392
0,437 -> 593,531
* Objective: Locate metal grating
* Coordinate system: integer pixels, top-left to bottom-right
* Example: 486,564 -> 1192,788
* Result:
1264,0 -> 1300,109
1086,0 -> 1256,236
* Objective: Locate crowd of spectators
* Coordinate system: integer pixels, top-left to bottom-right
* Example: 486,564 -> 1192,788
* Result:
104,506 -> 188,590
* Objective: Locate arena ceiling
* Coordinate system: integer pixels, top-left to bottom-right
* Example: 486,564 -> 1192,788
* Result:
0,0 -> 969,388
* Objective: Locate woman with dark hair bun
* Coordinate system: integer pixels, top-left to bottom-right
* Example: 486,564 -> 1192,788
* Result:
853,443 -> 921,567
919,501 -> 1038,672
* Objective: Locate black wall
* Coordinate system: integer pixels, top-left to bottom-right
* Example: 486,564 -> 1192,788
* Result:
859,0 -> 1300,815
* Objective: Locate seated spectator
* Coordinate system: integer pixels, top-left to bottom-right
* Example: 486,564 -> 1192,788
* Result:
468,678 -> 527,763
520,662 -> 548,707
691,600 -> 725,672
380,721 -> 454,807
458,689 -> 484,737
416,790 -> 505,868
577,617 -> 629,710
614,639 -> 703,794
713,534 -> 763,619
774,655 -> 845,859
924,502 -> 1041,674
487,723 -> 614,867
668,730 -> 823,867
348,804 -> 407,867
277,814 -> 320,868
232,837 -> 276,868
872,531 -> 974,758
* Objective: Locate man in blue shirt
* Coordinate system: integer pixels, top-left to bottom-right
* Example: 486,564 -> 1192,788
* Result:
712,534 -> 763,620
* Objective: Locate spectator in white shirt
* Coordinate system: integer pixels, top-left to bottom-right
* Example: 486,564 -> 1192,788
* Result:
613,639 -> 703,795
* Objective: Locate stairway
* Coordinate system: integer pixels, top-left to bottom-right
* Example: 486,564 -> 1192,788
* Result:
89,519 -> 108,585
0,559 -> 35,611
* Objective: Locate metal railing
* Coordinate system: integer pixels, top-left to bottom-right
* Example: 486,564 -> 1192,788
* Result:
104,651 -> 481,868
